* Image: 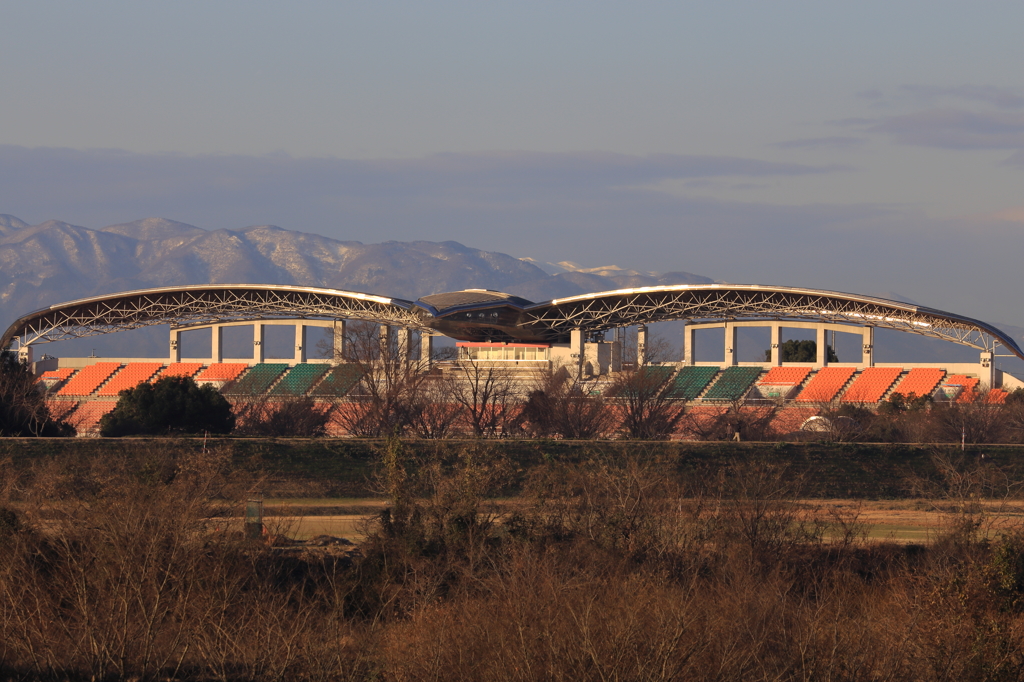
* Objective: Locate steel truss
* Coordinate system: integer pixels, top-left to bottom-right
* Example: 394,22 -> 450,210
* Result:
4,282 -> 1022,362
2,285 -> 425,347
523,285 -> 1023,357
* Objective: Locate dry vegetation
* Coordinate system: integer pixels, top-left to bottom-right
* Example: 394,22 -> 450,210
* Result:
5,442 -> 1024,680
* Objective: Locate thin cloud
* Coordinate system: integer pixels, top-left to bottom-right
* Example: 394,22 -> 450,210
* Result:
772,136 -> 865,150
899,84 -> 1024,110
855,109 -> 1024,151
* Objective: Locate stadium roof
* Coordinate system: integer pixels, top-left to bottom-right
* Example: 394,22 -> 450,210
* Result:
3,282 -> 1022,360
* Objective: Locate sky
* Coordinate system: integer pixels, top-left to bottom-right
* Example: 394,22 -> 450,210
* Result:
2,1 -> 1024,326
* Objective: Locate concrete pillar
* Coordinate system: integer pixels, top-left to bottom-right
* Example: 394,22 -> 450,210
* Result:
980,351 -> 996,389
423,333 -> 435,370
770,323 -> 782,366
169,330 -> 181,362
683,324 -> 695,366
378,325 -> 392,359
862,326 -> 874,368
255,323 -> 266,363
17,344 -> 33,365
334,319 -> 346,362
570,328 -> 585,376
611,328 -> 623,372
295,324 -> 306,364
724,323 -> 737,367
637,324 -> 648,366
397,327 -> 412,366
816,327 -> 827,367
213,325 -> 224,363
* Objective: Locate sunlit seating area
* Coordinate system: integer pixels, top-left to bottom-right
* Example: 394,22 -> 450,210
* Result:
56,362 -> 122,397
891,368 -> 946,400
97,362 -> 164,396
665,366 -> 719,400
794,367 -> 856,403
310,364 -> 364,397
156,363 -> 204,379
759,367 -> 812,386
701,367 -> 762,402
841,367 -> 903,403
194,363 -> 249,384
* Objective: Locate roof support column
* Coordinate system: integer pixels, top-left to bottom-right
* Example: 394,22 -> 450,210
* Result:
169,330 -> 181,363
770,323 -> 782,366
637,325 -> 648,367
255,323 -> 266,363
724,322 -> 737,367
397,327 -> 412,367
422,333 -> 434,370
862,326 -> 874,368
295,324 -> 306,365
683,324 -> 695,366
334,319 -> 346,362
610,328 -> 623,373
378,325 -> 392,360
570,328 -> 585,377
213,325 -> 223,363
980,351 -> 995,389
816,327 -> 828,367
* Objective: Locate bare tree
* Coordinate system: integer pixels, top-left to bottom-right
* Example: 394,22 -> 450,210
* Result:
931,385 -> 1006,444
407,376 -> 464,439
609,366 -> 684,440
232,394 -> 333,437
442,356 -> 522,438
521,365 -> 614,439
0,352 -> 73,437
330,321 -> 432,437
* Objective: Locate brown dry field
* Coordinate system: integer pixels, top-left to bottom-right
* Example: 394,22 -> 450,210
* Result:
255,497 -> 1024,544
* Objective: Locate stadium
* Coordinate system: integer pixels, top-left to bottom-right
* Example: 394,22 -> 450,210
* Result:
4,282 -> 1023,437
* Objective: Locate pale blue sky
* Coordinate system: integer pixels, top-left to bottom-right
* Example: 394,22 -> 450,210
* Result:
2,1 -> 1024,323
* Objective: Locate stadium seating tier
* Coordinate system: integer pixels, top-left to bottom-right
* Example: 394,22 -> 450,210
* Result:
794,367 -> 856,403
224,363 -> 290,396
665,366 -> 719,401
841,367 -> 903,403
269,364 -> 330,397
98,362 -> 165,396
56,363 -> 123,397
701,367 -> 763,402
891,368 -> 946,400
195,363 -> 249,384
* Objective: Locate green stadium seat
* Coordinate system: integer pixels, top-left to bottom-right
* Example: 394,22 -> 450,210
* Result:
665,366 -> 720,400
310,364 -> 364,398
269,364 -> 330,397
223,363 -> 290,396
701,367 -> 763,402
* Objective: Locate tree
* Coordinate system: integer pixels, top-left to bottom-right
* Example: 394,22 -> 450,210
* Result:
329,322 -> 433,437
0,351 -> 74,436
763,340 -> 838,363
442,356 -> 522,438
232,395 -> 332,437
99,376 -> 235,436
522,366 -> 614,439
610,366 -> 684,440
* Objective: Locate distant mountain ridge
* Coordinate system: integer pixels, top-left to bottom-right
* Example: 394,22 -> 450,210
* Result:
0,214 -> 714,331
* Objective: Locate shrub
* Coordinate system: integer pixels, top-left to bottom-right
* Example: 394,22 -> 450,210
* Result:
100,376 -> 235,436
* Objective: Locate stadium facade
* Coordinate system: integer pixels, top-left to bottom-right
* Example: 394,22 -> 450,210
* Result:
5,283 -> 1023,435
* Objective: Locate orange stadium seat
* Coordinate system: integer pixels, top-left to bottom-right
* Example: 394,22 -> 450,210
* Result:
794,367 -> 856,403
194,363 -> 249,383
944,374 -> 981,402
987,389 -> 1009,404
39,367 -> 76,383
56,363 -> 122,397
841,367 -> 903,403
759,367 -> 812,386
46,400 -> 78,422
156,363 -> 204,379
97,362 -> 165,396
66,401 -> 116,435
891,368 -> 946,400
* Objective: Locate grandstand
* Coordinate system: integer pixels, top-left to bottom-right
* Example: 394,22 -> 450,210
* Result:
794,367 -> 857,403
270,364 -> 330,397
665,366 -> 719,401
6,281 -> 1023,437
702,367 -> 762,402
891,368 -> 946,400
97,362 -> 164,396
841,367 -> 903,403
223,363 -> 289,396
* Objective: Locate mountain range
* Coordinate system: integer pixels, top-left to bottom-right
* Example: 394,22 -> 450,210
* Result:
0,213 -> 712,334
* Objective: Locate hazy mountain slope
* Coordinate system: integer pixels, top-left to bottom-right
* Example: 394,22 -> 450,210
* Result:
0,215 -> 712,340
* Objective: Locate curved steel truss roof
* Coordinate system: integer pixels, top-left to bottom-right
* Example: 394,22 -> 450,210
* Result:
3,282 -> 1021,361
521,284 -> 1023,358
1,284 -> 423,348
